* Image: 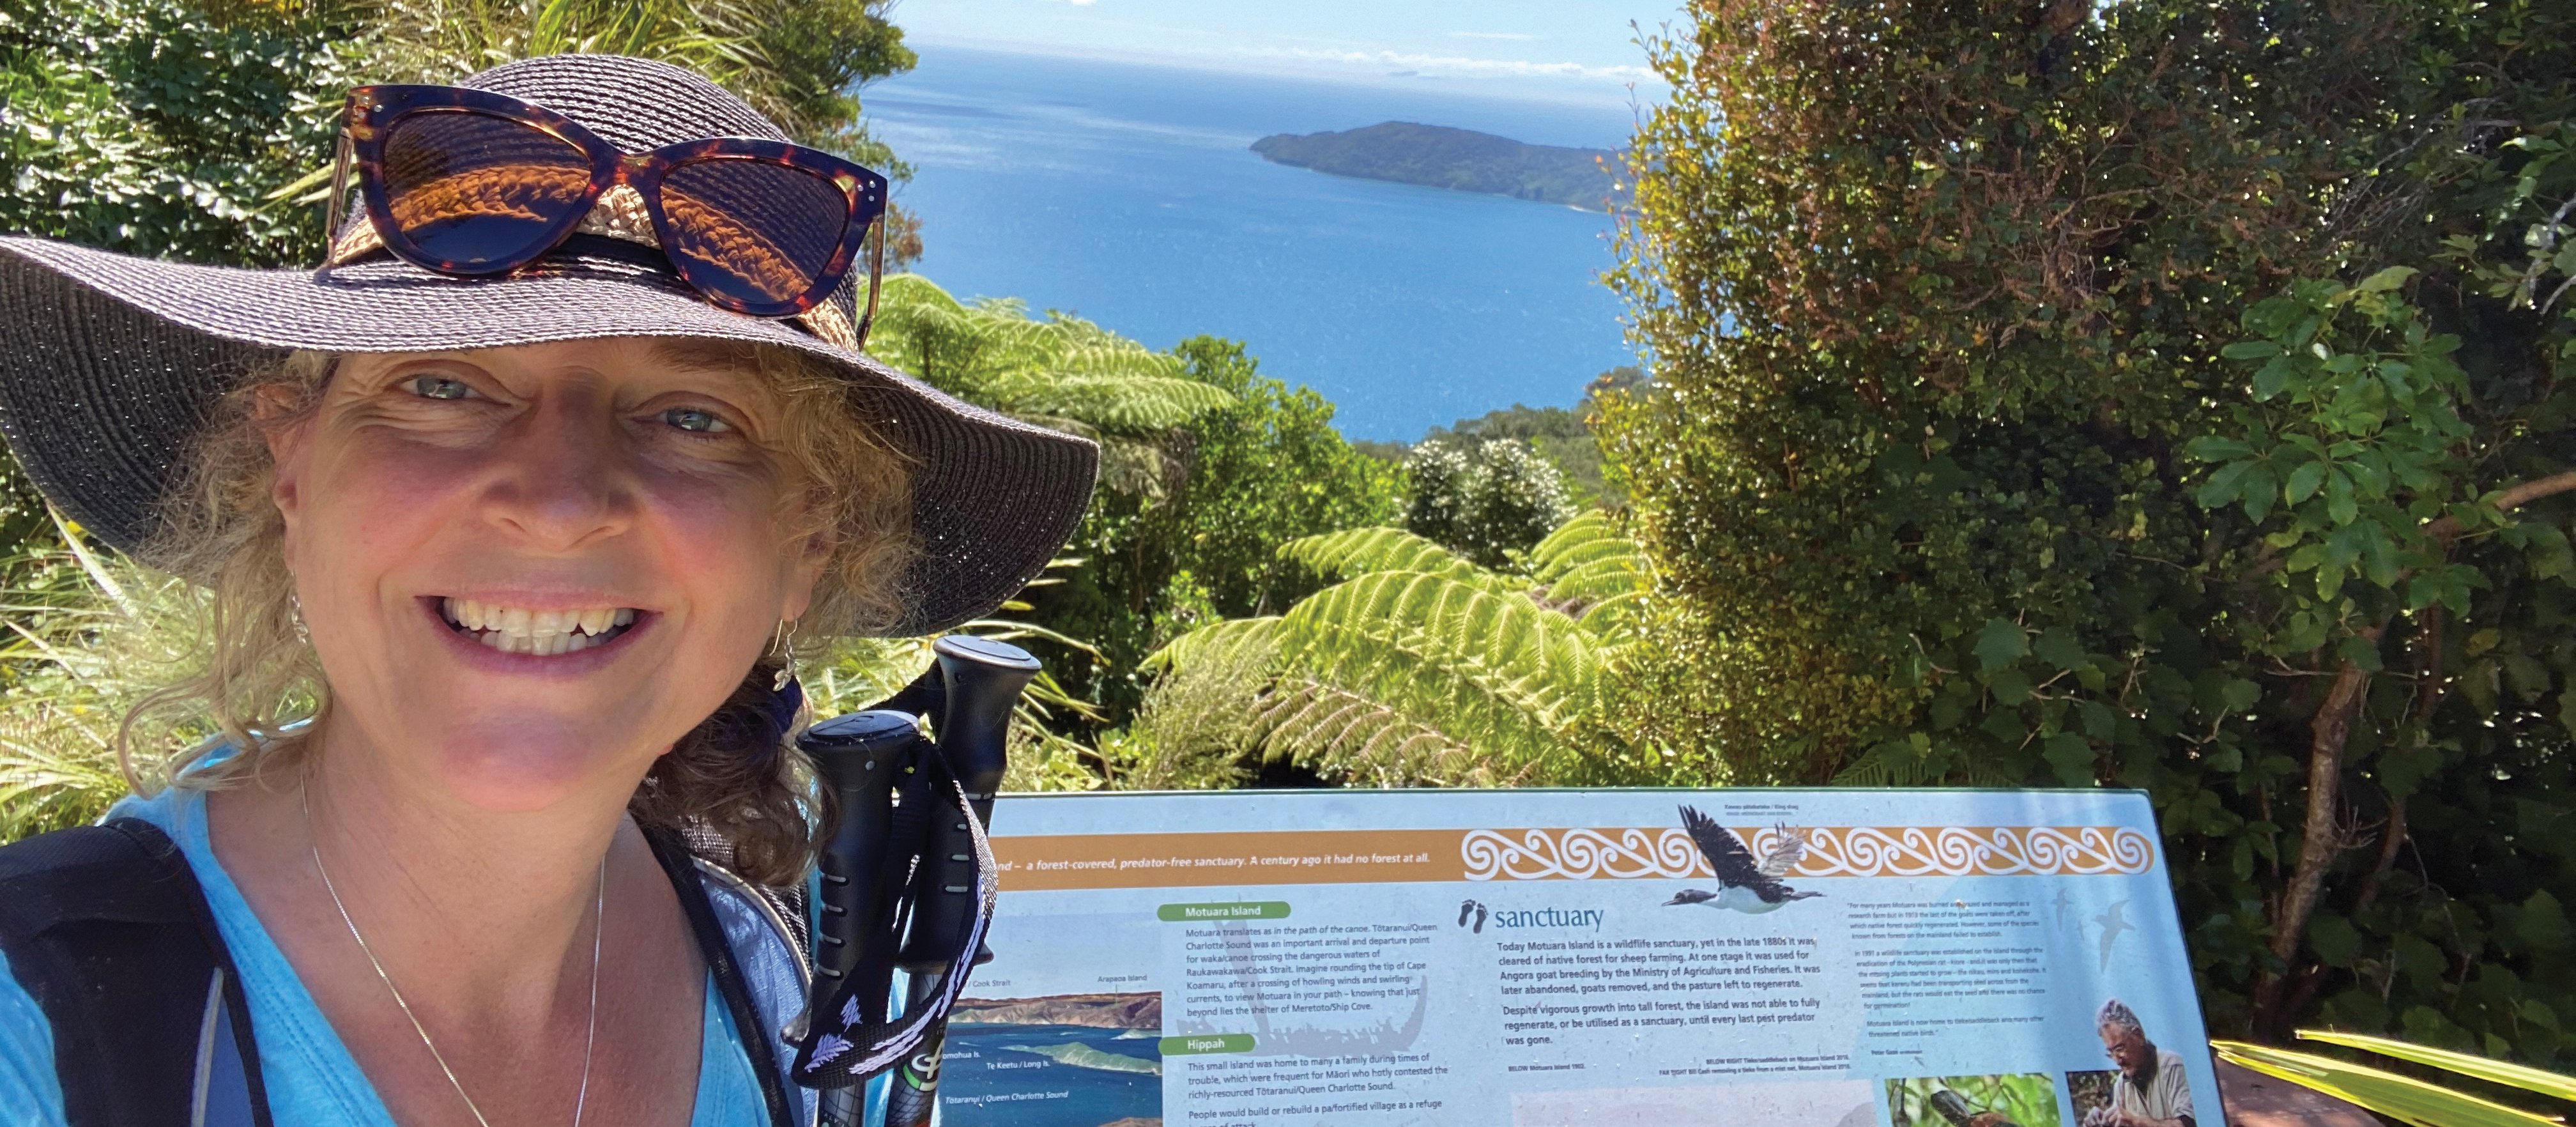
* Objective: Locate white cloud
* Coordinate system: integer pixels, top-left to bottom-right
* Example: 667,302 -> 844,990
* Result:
1451,31 -> 1538,40
1247,47 -> 1655,82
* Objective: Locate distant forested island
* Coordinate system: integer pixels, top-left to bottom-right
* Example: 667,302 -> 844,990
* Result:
1250,122 -> 1627,211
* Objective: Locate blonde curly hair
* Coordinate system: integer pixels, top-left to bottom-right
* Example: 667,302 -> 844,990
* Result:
119,341 -> 916,885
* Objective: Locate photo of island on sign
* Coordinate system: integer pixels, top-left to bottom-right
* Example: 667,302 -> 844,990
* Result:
940,992 -> 1164,1127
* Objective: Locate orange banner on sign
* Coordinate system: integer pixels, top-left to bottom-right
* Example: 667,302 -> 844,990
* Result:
990,824 -> 2159,891
992,829 -> 1463,891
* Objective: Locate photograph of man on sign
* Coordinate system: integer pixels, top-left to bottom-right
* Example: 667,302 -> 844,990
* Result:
2081,998 -> 2196,1127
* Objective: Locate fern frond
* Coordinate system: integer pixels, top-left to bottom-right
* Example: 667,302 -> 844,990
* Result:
1254,678 -> 1514,788
1571,590 -> 1652,636
1271,571 -> 1597,774
862,275 -> 1232,450
1545,553 -> 1651,599
1522,512 -> 1653,631
1280,527 -> 1499,587
877,273 -> 968,314
1528,510 -> 1622,576
1147,616 -> 1284,673
994,372 -> 1236,434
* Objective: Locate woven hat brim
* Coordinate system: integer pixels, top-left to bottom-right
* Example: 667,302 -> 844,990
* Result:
0,236 -> 1099,637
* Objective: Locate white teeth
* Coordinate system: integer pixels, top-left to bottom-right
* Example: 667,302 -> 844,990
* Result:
440,598 -> 639,656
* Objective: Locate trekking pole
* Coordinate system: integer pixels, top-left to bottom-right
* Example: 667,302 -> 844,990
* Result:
880,636 -> 1040,1127
795,709 -> 929,1127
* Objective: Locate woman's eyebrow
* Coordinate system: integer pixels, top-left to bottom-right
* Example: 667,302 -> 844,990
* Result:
643,339 -> 762,376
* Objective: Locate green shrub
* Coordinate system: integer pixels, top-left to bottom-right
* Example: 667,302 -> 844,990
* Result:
1404,439 -> 1575,569
1605,0 -> 2575,1045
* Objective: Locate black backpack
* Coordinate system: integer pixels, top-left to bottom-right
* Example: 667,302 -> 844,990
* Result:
0,817 -> 801,1127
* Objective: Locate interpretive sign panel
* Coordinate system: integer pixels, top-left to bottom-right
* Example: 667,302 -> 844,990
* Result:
939,788 -> 2216,1127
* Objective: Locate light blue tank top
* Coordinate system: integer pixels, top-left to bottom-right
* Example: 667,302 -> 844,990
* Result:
0,784 -> 815,1126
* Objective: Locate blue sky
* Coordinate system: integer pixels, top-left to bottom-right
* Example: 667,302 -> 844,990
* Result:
888,0 -> 1679,107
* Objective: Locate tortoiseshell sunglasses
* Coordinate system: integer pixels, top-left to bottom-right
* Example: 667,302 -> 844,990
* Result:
325,84 -> 889,342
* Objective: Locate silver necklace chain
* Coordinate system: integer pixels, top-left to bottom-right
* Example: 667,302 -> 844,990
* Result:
304,783 -> 604,1127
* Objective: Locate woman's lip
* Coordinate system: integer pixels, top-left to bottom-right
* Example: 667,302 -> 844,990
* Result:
425,593 -> 652,613
418,597 -> 652,673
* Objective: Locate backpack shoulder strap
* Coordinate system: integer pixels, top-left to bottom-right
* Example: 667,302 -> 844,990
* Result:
645,827 -> 801,1127
0,817 -> 272,1127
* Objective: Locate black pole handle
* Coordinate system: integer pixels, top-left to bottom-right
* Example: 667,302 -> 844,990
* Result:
788,636 -> 1041,1125
794,710 -> 923,1127
882,636 -> 1039,1126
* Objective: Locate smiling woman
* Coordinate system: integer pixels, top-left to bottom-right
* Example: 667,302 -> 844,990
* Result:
142,339 -> 914,887
0,52 -> 1094,1127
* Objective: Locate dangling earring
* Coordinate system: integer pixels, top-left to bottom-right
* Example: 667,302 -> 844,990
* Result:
770,618 -> 801,691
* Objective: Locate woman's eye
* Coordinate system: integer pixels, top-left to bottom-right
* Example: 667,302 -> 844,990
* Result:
406,376 -> 474,401
662,407 -> 732,434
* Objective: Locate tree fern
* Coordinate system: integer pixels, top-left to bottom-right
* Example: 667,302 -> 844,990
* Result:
1269,571 -> 1593,775
864,275 -> 1234,496
1136,511 -> 1661,787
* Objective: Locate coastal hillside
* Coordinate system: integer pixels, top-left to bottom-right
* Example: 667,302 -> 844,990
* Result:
1250,122 -> 1626,211
952,992 -> 1165,1030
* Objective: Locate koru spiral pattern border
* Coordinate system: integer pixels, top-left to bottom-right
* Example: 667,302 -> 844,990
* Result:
1458,825 -> 2154,881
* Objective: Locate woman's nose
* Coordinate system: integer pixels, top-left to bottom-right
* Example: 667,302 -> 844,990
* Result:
480,399 -> 634,549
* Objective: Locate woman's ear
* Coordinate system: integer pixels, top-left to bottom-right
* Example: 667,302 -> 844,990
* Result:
778,532 -> 832,624
255,383 -> 314,530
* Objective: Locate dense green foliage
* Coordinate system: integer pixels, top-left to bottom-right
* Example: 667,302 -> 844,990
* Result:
1026,336 -> 1406,732
1250,122 -> 1625,212
1604,0 -> 2574,1050
1,0 -> 355,266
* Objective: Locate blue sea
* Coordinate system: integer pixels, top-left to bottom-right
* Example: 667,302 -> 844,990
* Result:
862,47 -> 1643,441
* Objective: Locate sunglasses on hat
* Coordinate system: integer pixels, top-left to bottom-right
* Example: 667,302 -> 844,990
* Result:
323,84 -> 889,348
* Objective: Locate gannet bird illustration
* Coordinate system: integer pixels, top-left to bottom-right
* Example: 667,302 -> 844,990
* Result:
1664,806 -> 1822,914
2094,900 -> 2132,971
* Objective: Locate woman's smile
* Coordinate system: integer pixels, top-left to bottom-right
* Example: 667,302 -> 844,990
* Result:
434,595 -> 645,655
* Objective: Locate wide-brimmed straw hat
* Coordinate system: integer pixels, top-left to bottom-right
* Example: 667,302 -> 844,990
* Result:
0,54 -> 1097,637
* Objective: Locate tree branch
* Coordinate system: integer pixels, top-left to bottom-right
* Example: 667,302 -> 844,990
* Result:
2426,469 -> 2576,540
2253,626 -> 2381,1034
